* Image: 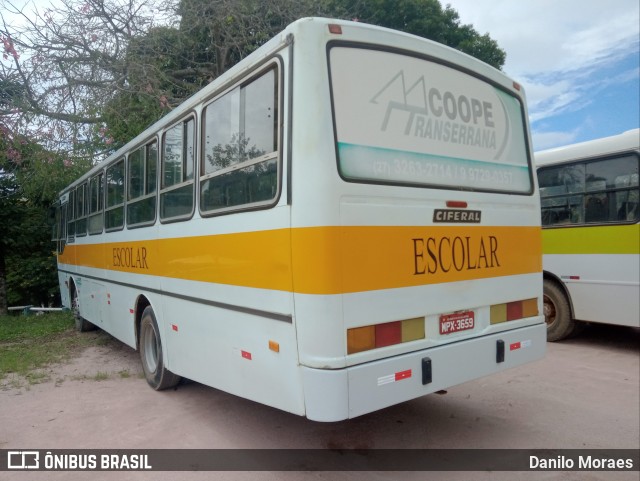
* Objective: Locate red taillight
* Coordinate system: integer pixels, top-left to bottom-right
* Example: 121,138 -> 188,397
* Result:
506,301 -> 523,321
446,200 -> 468,208
375,321 -> 401,348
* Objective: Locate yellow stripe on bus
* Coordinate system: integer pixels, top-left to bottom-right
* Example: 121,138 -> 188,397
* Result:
59,225 -> 542,295
61,229 -> 294,292
542,224 -> 640,255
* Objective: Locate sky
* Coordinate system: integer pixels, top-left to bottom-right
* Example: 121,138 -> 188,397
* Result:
4,0 -> 640,152
449,0 -> 640,151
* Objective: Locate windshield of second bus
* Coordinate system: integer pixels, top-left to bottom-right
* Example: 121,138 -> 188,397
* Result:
329,46 -> 532,194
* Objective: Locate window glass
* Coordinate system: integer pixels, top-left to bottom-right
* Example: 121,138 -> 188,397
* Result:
76,184 -> 85,218
185,119 -> 195,181
128,147 -> 144,200
89,173 -> 104,213
88,172 -> 104,235
106,159 -> 125,230
330,47 -> 532,193
539,154 -> 639,226
107,160 -> 125,207
243,70 -> 276,157
127,141 -> 158,227
539,164 -> 585,225
163,124 -> 184,188
201,67 -> 278,213
67,190 -> 75,238
203,88 -> 240,175
75,184 -> 87,236
201,159 -> 277,211
586,155 -> 637,190
161,119 -> 195,220
147,142 -> 158,194
539,164 -> 585,196
128,196 -> 156,226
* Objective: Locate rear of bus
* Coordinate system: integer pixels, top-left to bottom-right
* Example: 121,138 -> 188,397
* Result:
288,19 -> 545,421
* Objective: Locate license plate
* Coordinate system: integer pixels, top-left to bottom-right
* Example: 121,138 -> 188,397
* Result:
439,311 -> 475,335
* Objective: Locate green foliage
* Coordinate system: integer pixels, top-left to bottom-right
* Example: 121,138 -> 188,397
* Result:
101,89 -> 166,149
0,131 -> 92,310
5,211 -> 59,306
0,79 -> 26,109
0,195 -> 59,307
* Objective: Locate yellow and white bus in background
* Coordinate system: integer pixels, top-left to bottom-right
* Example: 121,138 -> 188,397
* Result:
536,129 -> 640,341
54,18 -> 545,421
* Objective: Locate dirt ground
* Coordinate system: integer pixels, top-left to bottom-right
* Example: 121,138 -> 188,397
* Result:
1,330 -> 144,391
0,323 -> 638,481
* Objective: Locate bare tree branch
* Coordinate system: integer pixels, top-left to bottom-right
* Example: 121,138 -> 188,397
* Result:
0,0 -> 167,158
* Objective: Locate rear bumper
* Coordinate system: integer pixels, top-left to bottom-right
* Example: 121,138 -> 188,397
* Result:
301,322 -> 546,421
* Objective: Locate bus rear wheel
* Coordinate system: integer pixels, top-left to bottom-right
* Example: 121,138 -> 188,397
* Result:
139,306 -> 181,390
543,279 -> 576,341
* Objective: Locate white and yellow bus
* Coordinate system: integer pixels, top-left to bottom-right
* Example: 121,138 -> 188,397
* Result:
536,129 -> 640,341
54,18 -> 545,421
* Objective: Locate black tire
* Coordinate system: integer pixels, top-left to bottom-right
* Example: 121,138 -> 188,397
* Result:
139,306 -> 181,390
543,279 -> 576,341
71,284 -> 95,332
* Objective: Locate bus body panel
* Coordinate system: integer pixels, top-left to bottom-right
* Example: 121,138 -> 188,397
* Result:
544,253 -> 640,327
159,287 -> 305,416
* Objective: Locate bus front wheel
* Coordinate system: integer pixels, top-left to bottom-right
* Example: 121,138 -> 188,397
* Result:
139,306 -> 181,390
543,279 -> 575,341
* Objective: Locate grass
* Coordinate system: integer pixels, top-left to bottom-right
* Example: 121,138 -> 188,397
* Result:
93,371 -> 110,381
0,311 -> 93,382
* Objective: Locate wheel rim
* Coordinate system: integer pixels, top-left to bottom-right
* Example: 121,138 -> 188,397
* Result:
142,322 -> 159,374
543,294 -> 556,326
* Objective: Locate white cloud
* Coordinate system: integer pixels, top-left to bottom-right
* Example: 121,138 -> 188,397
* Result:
450,0 -> 640,147
450,0 -> 639,76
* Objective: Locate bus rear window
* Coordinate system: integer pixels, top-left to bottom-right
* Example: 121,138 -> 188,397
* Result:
329,46 -> 532,194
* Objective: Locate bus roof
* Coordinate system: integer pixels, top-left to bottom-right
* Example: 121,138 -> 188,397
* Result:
535,129 -> 640,168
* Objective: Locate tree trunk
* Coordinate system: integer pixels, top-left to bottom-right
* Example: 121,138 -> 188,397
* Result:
0,248 -> 8,316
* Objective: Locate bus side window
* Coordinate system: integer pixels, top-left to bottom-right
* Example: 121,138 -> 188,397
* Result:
584,193 -> 607,223
585,154 -> 639,223
539,165 -> 585,226
128,140 -> 158,227
105,159 -> 125,231
615,173 -> 639,221
75,183 -> 88,236
200,66 -> 278,213
161,118 -> 195,221
88,172 -> 104,235
67,189 -> 75,241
